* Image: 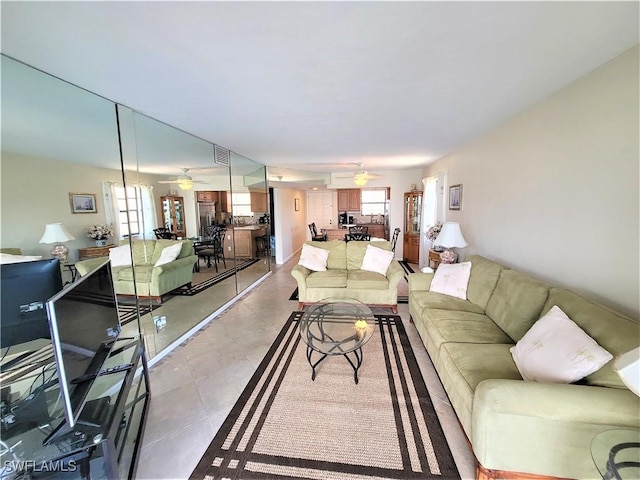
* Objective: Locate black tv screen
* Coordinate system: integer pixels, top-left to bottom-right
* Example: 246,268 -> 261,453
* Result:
1,258 -> 63,349
46,258 -> 121,428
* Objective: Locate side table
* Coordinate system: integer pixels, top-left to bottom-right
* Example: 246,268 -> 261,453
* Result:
61,262 -> 78,285
428,249 -> 443,269
591,429 -> 640,479
78,244 -> 115,260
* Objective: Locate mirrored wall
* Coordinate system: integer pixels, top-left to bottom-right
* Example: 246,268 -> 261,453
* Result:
1,54 -> 271,361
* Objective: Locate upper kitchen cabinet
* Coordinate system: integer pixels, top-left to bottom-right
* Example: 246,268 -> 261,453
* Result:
196,191 -> 218,203
250,191 -> 268,212
337,189 -> 361,212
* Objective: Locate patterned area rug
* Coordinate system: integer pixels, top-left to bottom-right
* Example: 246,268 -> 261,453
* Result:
191,311 -> 459,480
168,258 -> 260,296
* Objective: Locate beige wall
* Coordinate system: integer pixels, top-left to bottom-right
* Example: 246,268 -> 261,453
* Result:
423,46 -> 639,318
1,153 -> 163,261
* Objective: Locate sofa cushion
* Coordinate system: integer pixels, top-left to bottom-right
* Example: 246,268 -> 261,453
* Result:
424,309 -> 514,350
346,270 -> 389,290
466,255 -> 504,310
485,269 -> 550,342
154,242 -> 183,267
542,288 -> 640,389
346,240 -> 392,271
130,240 -> 158,265
410,291 -> 486,314
436,343 -> 522,435
360,244 -> 394,275
510,305 -> 613,384
151,239 -> 191,264
430,262 -> 472,300
298,243 -> 330,271
306,240 -> 347,270
306,269 -> 348,288
115,265 -> 154,283
109,245 -> 132,267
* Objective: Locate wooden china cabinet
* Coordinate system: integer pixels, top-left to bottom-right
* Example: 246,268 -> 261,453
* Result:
403,190 -> 422,264
161,195 -> 186,238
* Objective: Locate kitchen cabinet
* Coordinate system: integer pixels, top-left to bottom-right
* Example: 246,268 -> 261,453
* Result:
250,191 -> 268,212
161,195 -> 186,238
196,191 -> 218,203
403,191 -> 422,264
337,189 -> 361,211
219,191 -> 231,212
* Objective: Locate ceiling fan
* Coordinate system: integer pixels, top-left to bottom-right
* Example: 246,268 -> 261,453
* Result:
158,168 -> 208,190
334,162 -> 381,186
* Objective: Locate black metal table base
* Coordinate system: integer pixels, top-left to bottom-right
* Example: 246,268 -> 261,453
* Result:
306,345 -> 364,384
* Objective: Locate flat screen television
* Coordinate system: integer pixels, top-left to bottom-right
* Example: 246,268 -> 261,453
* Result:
1,258 -> 63,349
46,258 -> 121,428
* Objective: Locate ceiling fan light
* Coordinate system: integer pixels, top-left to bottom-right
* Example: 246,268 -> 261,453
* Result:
354,176 -> 367,186
178,179 -> 193,190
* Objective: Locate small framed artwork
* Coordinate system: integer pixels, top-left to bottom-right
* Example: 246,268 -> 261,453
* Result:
70,193 -> 97,214
449,184 -> 462,210
294,198 -> 300,212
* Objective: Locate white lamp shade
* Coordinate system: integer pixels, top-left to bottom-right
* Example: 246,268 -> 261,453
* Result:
614,347 -> 640,396
434,222 -> 468,248
39,223 -> 75,244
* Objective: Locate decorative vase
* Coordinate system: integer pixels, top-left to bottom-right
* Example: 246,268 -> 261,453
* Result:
95,239 -> 107,247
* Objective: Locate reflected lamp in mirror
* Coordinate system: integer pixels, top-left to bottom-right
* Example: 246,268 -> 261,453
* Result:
39,223 -> 75,262
434,222 -> 468,264
614,347 -> 640,396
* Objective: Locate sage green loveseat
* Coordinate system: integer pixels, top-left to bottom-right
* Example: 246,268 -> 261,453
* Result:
75,239 -> 197,303
408,254 -> 639,479
291,240 -> 404,312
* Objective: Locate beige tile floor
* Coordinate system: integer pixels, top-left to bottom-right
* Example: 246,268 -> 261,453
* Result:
135,257 -> 476,479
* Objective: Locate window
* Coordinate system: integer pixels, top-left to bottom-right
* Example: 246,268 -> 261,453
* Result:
231,192 -> 253,216
360,189 -> 387,215
115,186 -> 141,237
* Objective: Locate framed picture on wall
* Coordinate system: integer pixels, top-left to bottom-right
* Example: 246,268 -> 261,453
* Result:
70,193 -> 97,213
294,198 -> 300,211
449,184 -> 462,210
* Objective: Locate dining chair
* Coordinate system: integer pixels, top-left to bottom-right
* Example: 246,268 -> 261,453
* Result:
308,223 -> 326,241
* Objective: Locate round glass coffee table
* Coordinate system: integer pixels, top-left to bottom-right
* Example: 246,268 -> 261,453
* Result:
300,299 -> 375,384
591,429 -> 640,479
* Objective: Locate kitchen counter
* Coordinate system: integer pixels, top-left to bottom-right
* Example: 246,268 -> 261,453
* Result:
321,224 -> 387,241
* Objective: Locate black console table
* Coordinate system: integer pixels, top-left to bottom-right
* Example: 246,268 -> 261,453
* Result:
0,335 -> 150,479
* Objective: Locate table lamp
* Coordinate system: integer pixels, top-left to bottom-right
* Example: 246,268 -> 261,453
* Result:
39,223 -> 75,262
613,347 -> 640,396
434,222 -> 468,264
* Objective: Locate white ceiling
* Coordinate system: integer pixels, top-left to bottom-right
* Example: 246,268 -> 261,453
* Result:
1,1 -> 638,174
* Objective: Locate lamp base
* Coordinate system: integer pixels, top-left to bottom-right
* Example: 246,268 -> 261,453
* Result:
440,249 -> 458,264
51,243 -> 69,263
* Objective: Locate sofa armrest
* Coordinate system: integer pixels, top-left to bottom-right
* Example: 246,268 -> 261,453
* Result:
291,264 -> 311,282
408,272 -> 433,292
76,257 -> 109,276
386,260 -> 404,288
472,379 -> 640,477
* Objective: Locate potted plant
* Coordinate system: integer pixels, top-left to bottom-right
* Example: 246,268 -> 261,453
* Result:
87,224 -> 113,247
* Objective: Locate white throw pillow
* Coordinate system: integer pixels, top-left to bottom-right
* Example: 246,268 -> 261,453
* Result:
154,242 -> 183,267
430,262 -> 472,300
108,245 -> 132,267
510,305 -> 613,383
0,253 -> 43,264
360,244 -> 394,275
298,244 -> 329,272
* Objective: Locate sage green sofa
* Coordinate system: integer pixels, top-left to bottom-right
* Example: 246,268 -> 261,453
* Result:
75,239 -> 197,303
409,254 -> 639,480
291,240 -> 404,312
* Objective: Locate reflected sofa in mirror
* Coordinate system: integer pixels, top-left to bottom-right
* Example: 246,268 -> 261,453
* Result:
1,54 -> 271,363
0,54 -> 144,341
